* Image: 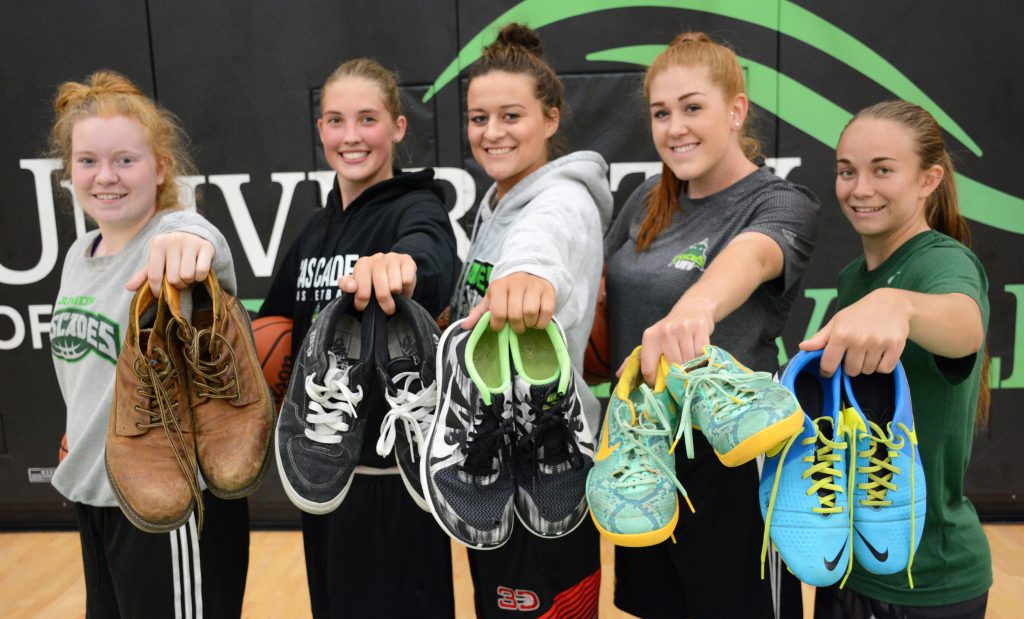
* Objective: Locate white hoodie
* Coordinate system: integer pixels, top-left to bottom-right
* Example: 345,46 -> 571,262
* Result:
453,151 -> 612,426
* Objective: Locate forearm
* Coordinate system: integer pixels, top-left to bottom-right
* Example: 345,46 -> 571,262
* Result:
670,233 -> 782,323
899,289 -> 984,358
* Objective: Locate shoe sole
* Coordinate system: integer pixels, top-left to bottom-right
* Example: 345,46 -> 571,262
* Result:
421,322 -> 512,550
589,498 -> 679,547
395,454 -> 431,512
513,494 -> 589,540
714,407 -> 805,467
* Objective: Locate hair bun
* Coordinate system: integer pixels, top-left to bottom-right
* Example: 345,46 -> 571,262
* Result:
54,70 -> 143,118
670,32 -> 713,47
492,23 -> 544,57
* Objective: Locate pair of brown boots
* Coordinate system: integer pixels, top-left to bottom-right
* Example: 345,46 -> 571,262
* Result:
106,272 -> 275,533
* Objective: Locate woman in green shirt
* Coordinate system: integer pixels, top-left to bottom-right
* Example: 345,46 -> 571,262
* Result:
804,100 -> 991,617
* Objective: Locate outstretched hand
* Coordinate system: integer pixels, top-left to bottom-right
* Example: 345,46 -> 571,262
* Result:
337,252 -> 417,314
126,231 -> 214,295
800,288 -> 911,377
462,272 -> 555,333
637,298 -> 715,386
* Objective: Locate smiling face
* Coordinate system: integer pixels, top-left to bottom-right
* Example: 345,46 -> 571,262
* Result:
835,117 -> 941,253
467,71 -> 559,198
318,77 -> 407,205
70,114 -> 164,238
648,64 -> 751,198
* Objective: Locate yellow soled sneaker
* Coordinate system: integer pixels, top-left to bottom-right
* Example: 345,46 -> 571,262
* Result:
666,345 -> 804,466
585,347 -> 693,547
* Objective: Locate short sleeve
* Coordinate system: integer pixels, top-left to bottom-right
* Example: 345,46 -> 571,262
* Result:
743,182 -> 821,300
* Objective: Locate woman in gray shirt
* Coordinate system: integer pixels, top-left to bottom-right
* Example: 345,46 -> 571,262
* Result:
604,33 -> 820,619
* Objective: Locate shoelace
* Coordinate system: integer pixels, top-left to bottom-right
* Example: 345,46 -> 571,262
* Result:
610,386 -> 694,512
375,372 -> 437,461
462,399 -> 519,483
760,416 -> 850,583
132,348 -> 204,532
673,366 -> 771,459
304,353 -> 363,444
181,327 -> 240,400
854,419 -> 919,588
517,395 -> 585,480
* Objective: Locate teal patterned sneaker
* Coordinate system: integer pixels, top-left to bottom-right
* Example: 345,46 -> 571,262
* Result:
843,363 -> 925,585
759,350 -> 853,587
666,345 -> 803,466
585,347 -> 694,547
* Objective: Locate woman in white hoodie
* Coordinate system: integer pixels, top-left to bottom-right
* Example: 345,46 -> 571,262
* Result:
451,22 -> 612,619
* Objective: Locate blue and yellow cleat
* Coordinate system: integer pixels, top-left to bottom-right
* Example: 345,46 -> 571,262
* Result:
760,350 -> 853,587
585,347 -> 694,547
843,363 -> 925,584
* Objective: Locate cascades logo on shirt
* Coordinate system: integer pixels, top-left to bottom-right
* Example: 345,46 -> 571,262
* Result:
49,307 -> 120,364
295,253 -> 361,302
669,239 -> 709,272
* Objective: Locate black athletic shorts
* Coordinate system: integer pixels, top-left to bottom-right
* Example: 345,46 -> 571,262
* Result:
814,584 -> 989,619
613,431 -> 803,619
75,490 -> 249,619
467,516 -> 601,619
302,471 -> 455,618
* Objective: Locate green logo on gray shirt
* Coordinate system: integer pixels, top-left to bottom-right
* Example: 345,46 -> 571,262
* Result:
50,308 -> 120,364
670,239 -> 709,272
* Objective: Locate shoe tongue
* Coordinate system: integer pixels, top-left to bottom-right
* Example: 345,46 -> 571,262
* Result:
387,355 -> 420,377
528,381 -> 560,407
385,355 -> 424,392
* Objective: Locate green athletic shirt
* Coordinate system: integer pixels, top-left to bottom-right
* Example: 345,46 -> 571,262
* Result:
838,230 -> 992,606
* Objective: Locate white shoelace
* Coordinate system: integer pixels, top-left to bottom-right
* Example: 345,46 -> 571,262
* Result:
376,371 -> 438,461
304,353 -> 363,444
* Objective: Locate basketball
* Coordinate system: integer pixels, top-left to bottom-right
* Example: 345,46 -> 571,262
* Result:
584,270 -> 612,385
253,316 -> 294,412
58,433 -> 68,463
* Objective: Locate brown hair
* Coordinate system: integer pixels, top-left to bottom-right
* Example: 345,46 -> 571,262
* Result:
637,32 -> 760,251
322,57 -> 403,121
50,70 -> 194,213
844,100 -> 989,426
468,23 -> 566,155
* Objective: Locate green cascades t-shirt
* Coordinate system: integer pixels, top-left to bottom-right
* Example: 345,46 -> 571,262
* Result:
838,230 -> 992,606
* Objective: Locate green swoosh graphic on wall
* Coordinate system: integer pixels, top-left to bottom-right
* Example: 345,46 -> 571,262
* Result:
422,0 -> 980,157
587,45 -> 1024,235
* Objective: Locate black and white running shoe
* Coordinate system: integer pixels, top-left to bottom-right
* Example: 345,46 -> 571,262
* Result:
422,312 -> 517,549
509,317 -> 594,538
275,294 -> 374,514
373,296 -> 440,512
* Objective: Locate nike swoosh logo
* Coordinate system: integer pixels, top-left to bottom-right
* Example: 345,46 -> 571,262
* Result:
823,539 -> 847,571
855,527 -> 889,562
594,413 -> 619,460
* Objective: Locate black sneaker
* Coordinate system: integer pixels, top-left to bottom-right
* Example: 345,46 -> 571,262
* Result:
373,296 -> 440,512
509,317 -> 594,538
422,313 -> 517,549
274,294 -> 374,514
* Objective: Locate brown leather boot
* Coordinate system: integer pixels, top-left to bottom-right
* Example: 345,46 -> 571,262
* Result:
106,284 -> 203,533
165,272 -> 275,499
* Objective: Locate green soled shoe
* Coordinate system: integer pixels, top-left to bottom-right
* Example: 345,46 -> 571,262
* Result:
666,345 -> 803,467
585,347 -> 693,547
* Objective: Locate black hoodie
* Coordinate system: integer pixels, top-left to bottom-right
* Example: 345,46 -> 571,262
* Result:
259,168 -> 459,466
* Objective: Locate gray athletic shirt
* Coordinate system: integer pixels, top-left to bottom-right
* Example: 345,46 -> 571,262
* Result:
604,166 -> 820,374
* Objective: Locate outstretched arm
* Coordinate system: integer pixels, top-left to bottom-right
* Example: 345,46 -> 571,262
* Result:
638,231 -> 783,384
800,288 -> 984,377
